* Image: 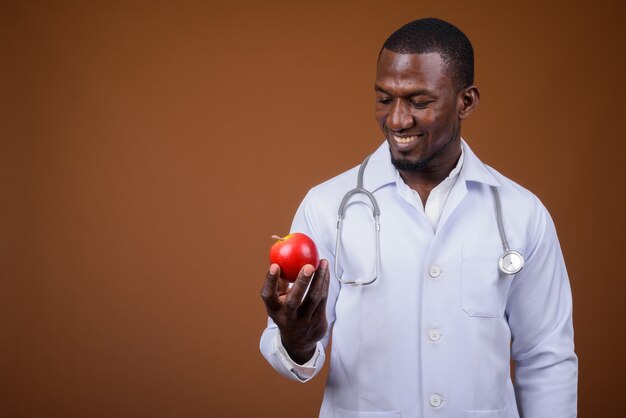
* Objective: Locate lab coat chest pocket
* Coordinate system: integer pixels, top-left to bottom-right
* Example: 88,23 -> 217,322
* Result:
461,241 -> 515,318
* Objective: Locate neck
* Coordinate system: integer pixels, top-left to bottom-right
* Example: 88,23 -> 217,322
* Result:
399,143 -> 462,206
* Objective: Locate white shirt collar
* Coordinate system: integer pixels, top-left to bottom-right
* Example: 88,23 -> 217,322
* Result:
415,142 -> 464,231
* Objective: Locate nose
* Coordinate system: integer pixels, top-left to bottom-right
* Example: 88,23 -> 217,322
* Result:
387,100 -> 414,132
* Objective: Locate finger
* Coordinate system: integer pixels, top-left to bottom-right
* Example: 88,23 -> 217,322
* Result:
276,275 -> 289,296
260,264 -> 281,312
284,264 -> 315,311
310,299 -> 328,331
311,261 -> 330,318
299,259 -> 329,317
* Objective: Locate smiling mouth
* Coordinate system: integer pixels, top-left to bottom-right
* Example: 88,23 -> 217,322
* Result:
393,134 -> 421,144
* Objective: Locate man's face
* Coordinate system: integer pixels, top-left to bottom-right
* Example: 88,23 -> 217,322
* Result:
375,50 -> 463,172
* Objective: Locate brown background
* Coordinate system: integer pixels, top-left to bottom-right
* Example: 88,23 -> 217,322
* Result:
2,0 -> 625,417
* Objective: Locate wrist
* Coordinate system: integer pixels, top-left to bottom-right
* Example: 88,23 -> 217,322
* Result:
279,334 -> 316,365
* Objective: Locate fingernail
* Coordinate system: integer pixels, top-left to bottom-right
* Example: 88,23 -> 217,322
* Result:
269,264 -> 278,275
303,265 -> 314,277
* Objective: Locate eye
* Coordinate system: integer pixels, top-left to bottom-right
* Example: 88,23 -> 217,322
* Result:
376,97 -> 393,105
410,100 -> 432,109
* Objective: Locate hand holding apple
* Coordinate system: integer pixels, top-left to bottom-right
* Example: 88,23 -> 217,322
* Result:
269,233 -> 320,282
261,233 -> 329,365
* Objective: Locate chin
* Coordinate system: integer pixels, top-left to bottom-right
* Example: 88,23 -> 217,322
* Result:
390,154 -> 430,172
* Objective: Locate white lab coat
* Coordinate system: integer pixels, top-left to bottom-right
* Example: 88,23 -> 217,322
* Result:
260,140 -> 577,418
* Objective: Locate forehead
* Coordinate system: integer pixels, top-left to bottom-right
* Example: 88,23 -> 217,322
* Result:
375,50 -> 452,93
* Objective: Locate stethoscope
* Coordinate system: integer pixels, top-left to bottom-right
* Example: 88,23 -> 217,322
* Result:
334,154 -> 525,286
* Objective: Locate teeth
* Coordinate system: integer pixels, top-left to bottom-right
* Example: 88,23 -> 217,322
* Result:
393,135 -> 418,144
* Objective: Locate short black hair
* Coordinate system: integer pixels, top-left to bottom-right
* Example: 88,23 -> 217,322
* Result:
382,18 -> 474,90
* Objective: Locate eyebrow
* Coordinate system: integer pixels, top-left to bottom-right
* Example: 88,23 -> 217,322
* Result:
374,85 -> 436,98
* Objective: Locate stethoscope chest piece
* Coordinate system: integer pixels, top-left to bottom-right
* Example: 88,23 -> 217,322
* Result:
498,250 -> 524,275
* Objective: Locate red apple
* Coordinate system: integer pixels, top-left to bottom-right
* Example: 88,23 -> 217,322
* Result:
269,232 -> 320,282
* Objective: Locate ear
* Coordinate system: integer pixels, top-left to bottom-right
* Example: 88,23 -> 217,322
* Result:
458,86 -> 480,120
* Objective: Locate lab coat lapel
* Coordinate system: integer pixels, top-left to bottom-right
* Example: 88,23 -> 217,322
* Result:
359,141 -> 397,194
437,140 -> 500,231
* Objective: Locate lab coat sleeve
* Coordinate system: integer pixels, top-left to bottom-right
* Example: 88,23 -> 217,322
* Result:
259,320 -> 325,383
260,190 -> 338,382
506,203 -> 578,417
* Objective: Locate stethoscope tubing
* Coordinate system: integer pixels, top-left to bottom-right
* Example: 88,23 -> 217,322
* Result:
335,154 -> 381,285
334,154 -> 524,286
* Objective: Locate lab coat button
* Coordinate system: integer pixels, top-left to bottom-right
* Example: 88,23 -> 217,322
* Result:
429,394 -> 442,407
429,265 -> 441,278
428,329 -> 441,342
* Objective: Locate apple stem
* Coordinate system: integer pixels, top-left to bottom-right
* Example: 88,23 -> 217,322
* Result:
271,235 -> 284,241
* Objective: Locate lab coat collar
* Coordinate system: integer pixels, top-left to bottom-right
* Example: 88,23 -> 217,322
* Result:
459,139 -> 501,187
361,138 -> 500,193
360,141 -> 397,193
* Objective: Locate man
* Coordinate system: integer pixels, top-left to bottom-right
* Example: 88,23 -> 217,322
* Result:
260,18 -> 577,417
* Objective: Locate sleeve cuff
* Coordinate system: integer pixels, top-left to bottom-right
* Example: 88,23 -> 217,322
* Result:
275,332 -> 321,382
